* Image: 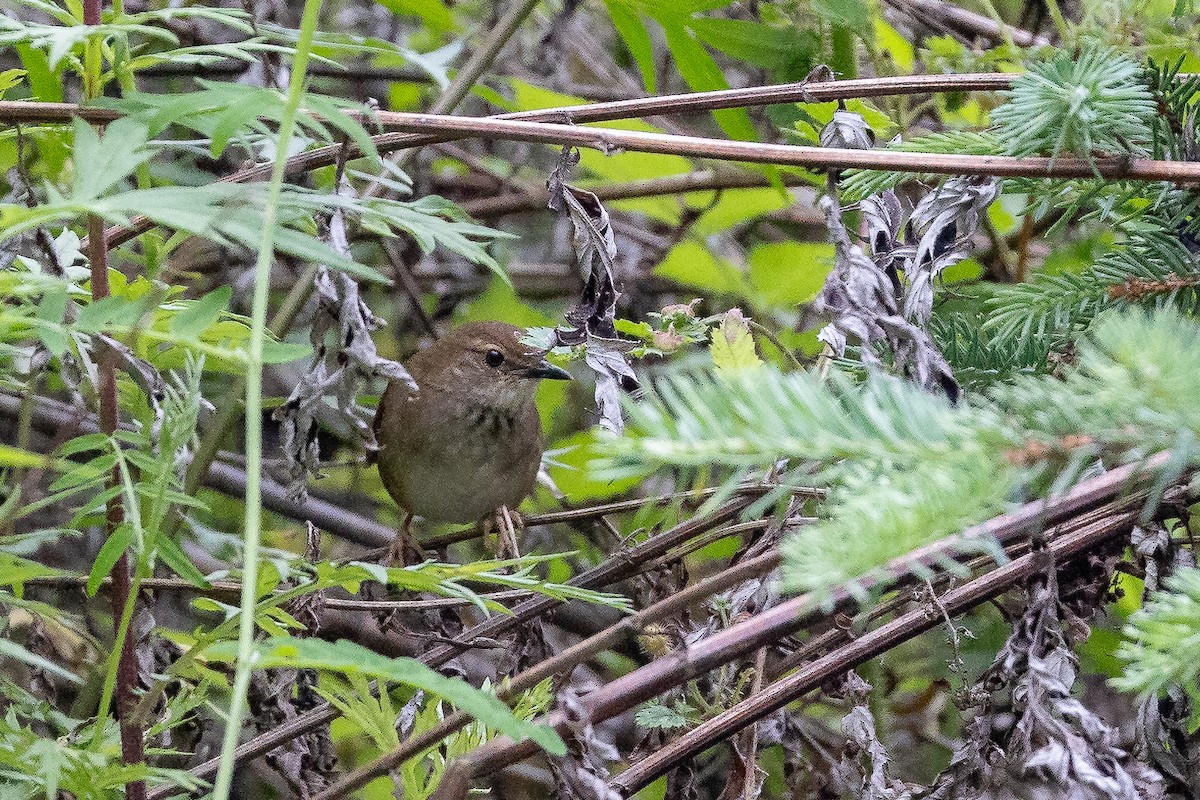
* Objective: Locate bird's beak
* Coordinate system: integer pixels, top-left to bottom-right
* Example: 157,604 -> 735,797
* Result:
522,358 -> 572,381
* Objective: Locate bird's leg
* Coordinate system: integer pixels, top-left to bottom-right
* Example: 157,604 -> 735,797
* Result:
482,505 -> 523,561
387,512 -> 427,567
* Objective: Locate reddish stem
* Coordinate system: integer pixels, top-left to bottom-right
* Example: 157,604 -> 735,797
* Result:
82,0 -> 147,772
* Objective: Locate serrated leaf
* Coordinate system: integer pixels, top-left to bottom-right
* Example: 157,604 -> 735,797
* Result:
635,701 -> 692,729
710,310 -> 762,373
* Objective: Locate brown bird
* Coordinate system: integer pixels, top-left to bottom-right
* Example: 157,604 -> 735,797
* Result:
373,321 -> 571,561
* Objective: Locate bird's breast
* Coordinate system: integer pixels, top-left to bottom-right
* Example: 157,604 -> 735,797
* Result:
376,389 -> 543,524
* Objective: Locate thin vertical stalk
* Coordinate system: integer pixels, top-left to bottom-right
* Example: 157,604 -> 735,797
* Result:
210,2 -> 324,799
82,0 -> 145,797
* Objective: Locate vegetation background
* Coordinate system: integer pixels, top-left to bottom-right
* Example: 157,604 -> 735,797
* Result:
1,0 -> 1200,798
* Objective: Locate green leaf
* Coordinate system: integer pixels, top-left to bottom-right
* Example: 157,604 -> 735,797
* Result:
604,0 -> 656,92
0,553 -> 65,589
15,43 -> 60,102
87,524 -> 134,596
260,339 -> 314,364
205,637 -> 567,755
654,240 -> 749,296
710,310 -> 762,373
75,293 -> 148,332
69,118 -> 154,201
34,284 -> 69,357
155,534 -> 210,588
0,444 -> 51,469
0,68 -> 26,100
747,242 -> 834,308
0,638 -> 83,685
809,0 -> 871,31
373,0 -> 456,30
688,17 -> 817,75
170,286 -> 231,339
301,92 -> 381,166
657,16 -> 757,142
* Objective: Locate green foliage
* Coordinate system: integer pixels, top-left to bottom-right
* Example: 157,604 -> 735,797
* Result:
396,679 -> 555,800
635,699 -> 698,730
991,43 -> 1157,161
709,310 -> 763,374
984,221 -> 1200,346
203,637 -> 566,756
1114,567 -> 1200,727
931,311 -> 1057,388
609,309 -> 1200,595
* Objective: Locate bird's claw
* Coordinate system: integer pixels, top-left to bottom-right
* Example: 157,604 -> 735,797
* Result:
482,506 -> 523,561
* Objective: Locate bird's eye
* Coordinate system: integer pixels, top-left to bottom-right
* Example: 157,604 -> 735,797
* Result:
485,349 -> 505,368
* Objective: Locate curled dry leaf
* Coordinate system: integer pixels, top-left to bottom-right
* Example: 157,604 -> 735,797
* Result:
550,687 -> 623,800
815,110 -> 1000,401
274,180 -> 415,501
548,147 -> 639,434
816,196 -> 960,401
928,556 -> 1158,800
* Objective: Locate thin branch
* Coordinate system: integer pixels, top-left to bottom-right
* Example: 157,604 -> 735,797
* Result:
459,169 -> 816,219
355,112 -> 1200,183
0,73 -> 1019,127
149,495 -> 759,797
306,550 -> 786,800
608,491 -> 1178,795
422,453 -> 1181,796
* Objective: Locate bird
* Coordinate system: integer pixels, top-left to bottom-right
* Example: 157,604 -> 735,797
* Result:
372,321 -> 571,562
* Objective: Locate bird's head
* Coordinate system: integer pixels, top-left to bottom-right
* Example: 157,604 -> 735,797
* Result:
409,321 -> 571,409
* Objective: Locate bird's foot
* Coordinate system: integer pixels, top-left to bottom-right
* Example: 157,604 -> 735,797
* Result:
482,506 -> 523,561
386,513 -> 427,567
